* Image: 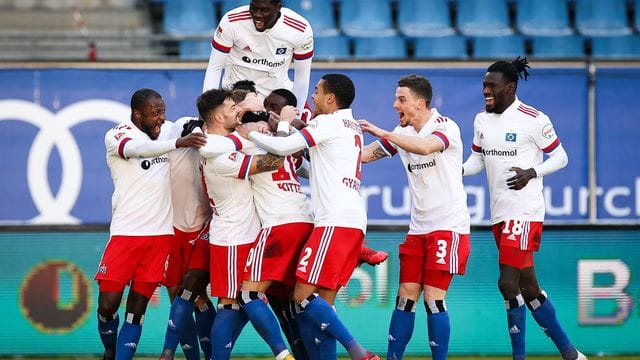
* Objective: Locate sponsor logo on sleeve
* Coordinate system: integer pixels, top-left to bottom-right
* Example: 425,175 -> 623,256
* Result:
542,123 -> 555,139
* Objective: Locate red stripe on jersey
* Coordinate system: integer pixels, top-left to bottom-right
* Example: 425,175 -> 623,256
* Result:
228,10 -> 250,19
237,154 -> 252,179
283,18 -> 306,32
293,50 -> 313,60
284,15 -> 306,29
299,128 -> 316,147
212,40 -> 231,53
118,137 -> 132,158
432,131 -> 450,150
227,134 -> 243,150
471,143 -> 482,153
517,104 -> 539,118
379,137 -> 397,155
542,138 -> 560,153
229,15 -> 251,22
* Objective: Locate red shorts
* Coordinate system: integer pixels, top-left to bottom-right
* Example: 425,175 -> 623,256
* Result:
492,220 -> 543,269
95,234 -> 172,285
295,226 -> 364,291
244,222 -> 313,288
210,242 -> 253,299
399,231 -> 470,289
164,227 -> 201,287
187,227 -> 211,272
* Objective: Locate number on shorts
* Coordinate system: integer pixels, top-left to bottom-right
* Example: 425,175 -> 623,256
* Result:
297,247 -> 313,273
502,219 -> 525,236
436,239 -> 448,263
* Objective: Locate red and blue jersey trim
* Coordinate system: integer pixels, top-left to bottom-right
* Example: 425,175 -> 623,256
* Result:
294,50 -> 314,60
542,138 -> 560,153
471,143 -> 482,153
227,134 -> 243,150
118,137 -> 132,159
379,137 -> 397,155
237,154 -> 252,179
212,39 -> 231,53
431,131 -> 450,150
299,128 -> 316,147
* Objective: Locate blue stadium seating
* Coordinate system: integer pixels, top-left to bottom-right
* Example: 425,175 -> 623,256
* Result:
592,35 -> 640,59
397,0 -> 455,37
220,0 -> 247,14
457,0 -> 514,36
635,0 -> 640,32
472,35 -> 525,59
286,0 -> 338,36
531,35 -> 584,59
313,35 -> 351,61
575,0 -> 632,36
179,39 -> 212,60
516,0 -> 573,36
413,35 -> 468,60
339,0 -> 396,37
163,0 -> 216,35
353,36 -> 407,60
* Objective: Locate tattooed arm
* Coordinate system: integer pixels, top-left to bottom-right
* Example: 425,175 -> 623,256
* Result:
247,152 -> 285,175
362,142 -> 390,163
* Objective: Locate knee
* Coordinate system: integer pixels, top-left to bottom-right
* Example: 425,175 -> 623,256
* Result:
182,269 -> 208,294
520,284 -> 541,302
497,278 -> 520,299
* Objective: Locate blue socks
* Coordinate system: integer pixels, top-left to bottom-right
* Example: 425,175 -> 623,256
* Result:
295,306 -> 322,360
301,294 -> 366,359
425,300 -> 450,360
506,295 -> 526,360
115,313 -> 143,360
179,318 -> 200,360
98,312 -> 119,357
195,300 -> 215,360
162,291 -> 196,354
528,291 -> 578,360
387,297 -> 416,360
239,291 -> 289,356
211,304 -> 248,360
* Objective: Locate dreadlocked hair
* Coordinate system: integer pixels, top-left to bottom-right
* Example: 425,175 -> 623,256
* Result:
487,56 -> 531,84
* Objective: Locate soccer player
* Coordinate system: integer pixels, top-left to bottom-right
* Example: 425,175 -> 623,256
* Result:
95,89 -> 206,360
462,57 -> 586,360
203,0 -> 314,115
239,74 -> 379,360
358,74 -> 471,360
198,88 -> 295,360
160,117 -> 214,360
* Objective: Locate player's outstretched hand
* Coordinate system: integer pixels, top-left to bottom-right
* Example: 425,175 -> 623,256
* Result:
176,131 -> 207,148
237,121 -> 272,138
506,167 -> 537,190
358,119 -> 388,138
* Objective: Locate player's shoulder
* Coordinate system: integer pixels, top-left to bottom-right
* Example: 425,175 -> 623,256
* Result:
222,5 -> 251,23
105,122 -> 132,137
280,7 -> 312,33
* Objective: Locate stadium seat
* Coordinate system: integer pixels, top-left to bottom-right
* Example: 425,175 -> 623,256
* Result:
591,35 -> 640,59
339,0 -> 396,37
179,39 -> 212,60
397,0 -> 455,37
472,35 -> 525,59
221,0 -> 247,14
286,0 -> 338,37
457,0 -> 514,36
516,0 -> 573,36
313,35 -> 351,61
635,0 -> 640,32
414,35 -> 468,60
353,36 -> 407,60
163,0 -> 216,35
531,35 -> 584,59
575,0 -> 632,36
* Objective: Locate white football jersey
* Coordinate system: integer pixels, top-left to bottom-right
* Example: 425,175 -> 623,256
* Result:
201,134 -> 261,246
298,109 -> 367,232
248,149 -> 313,228
377,109 -> 470,234
165,118 -> 212,233
211,6 -> 314,97
471,98 -> 562,223
105,121 -> 173,236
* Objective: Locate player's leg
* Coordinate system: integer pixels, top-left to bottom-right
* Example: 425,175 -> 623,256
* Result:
387,234 -> 425,360
239,226 -> 295,359
493,222 -> 527,360
194,295 -> 215,360
210,243 -> 252,360
97,282 -> 125,360
268,284 -> 309,360
521,267 -> 584,360
423,231 -> 470,360
293,226 -> 379,360
116,282 -> 156,360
